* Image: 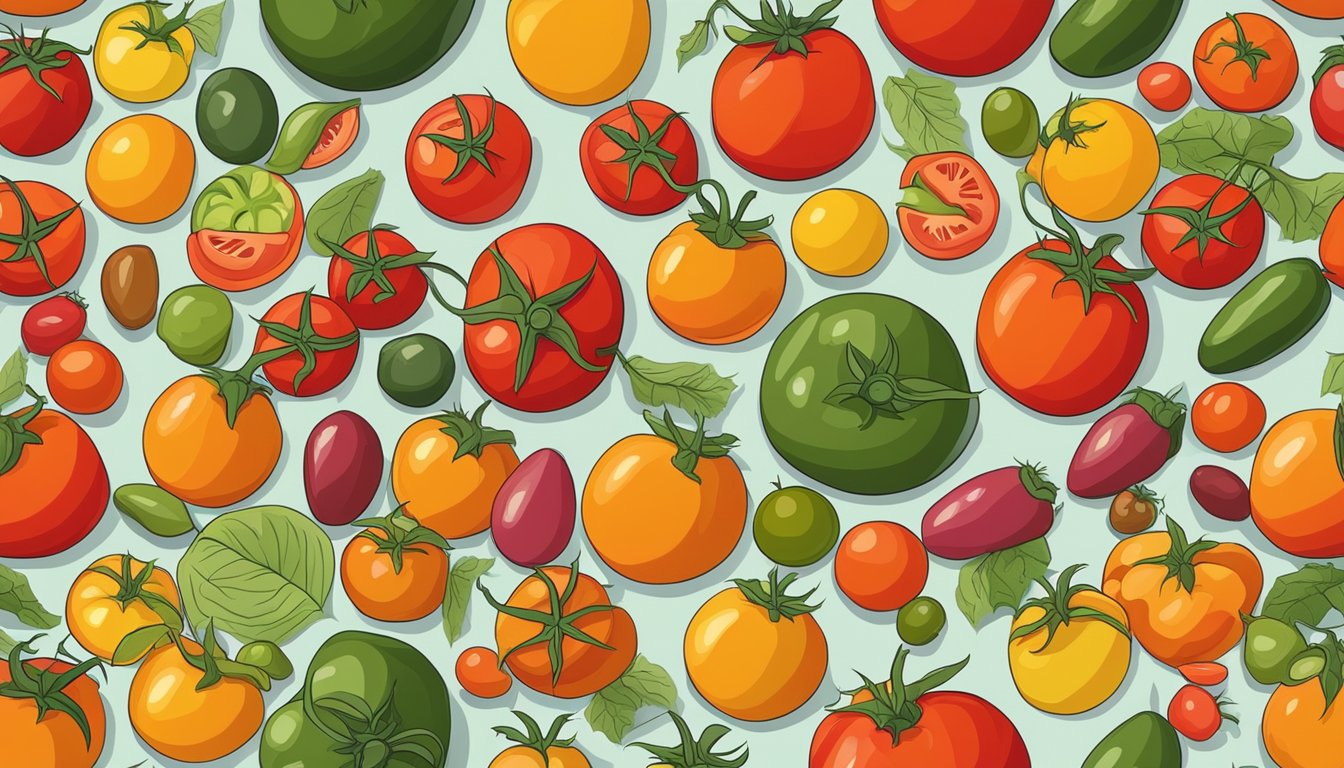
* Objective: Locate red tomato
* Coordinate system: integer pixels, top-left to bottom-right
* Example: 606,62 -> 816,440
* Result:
327,227 -> 430,330
455,646 -> 512,699
1168,684 -> 1233,742
21,292 -> 85,355
47,340 -> 122,415
1178,661 -> 1229,686
1138,62 -> 1193,112
253,292 -> 360,398
897,152 -> 1000,260
1140,174 -> 1264,289
0,32 -> 91,156
1192,382 -> 1266,453
874,0 -> 1051,77
455,224 -> 623,413
1312,47 -> 1344,150
0,178 -> 85,296
977,239 -> 1150,416
406,93 -> 532,225
579,100 -> 698,216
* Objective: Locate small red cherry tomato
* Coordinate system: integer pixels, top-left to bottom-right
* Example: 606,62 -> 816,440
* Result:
1168,684 -> 1235,742
1139,62 -> 1193,112
21,292 -> 86,356
47,339 -> 123,414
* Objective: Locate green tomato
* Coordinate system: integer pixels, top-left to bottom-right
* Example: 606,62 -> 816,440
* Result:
897,596 -> 945,646
759,294 -> 978,495
1244,616 -> 1308,685
752,484 -> 839,567
192,165 -> 297,234
981,87 -> 1040,158
196,68 -> 279,165
378,334 -> 455,408
157,285 -> 233,366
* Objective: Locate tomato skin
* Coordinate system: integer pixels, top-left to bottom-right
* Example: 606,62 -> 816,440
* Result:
0,180 -> 85,296
1192,382 -> 1265,453
47,340 -> 123,414
1251,409 -> 1344,557
834,522 -> 927,612
327,229 -> 429,330
406,94 -> 533,225
0,35 -> 92,156
456,646 -> 512,699
1168,685 -> 1223,741
1141,174 -> 1264,289
874,0 -> 1051,77
0,406 -> 108,558
1323,198 -> 1344,289
21,293 -> 85,355
341,529 -> 449,622
898,152 -> 1000,260
977,240 -> 1149,416
0,656 -> 106,768
1193,14 -> 1297,113
1313,65 -> 1344,150
1138,62 -> 1192,112
253,293 -> 360,397
1264,678 -> 1344,767
712,30 -> 873,180
579,100 -> 697,215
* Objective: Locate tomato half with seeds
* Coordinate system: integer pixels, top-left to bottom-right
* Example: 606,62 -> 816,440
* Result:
253,292 -> 360,398
897,152 -> 1000,261
327,226 -> 431,330
187,165 -> 303,293
579,100 -> 698,216
0,178 -> 85,296
1141,174 -> 1264,289
406,93 -> 533,225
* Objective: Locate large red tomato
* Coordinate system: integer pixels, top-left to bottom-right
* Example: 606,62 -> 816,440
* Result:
327,226 -> 431,330
1141,174 -> 1263,290
450,224 -> 623,413
253,292 -> 360,398
875,0 -> 1052,77
977,238 -> 1151,416
579,100 -> 698,216
0,178 -> 84,296
898,152 -> 1000,260
0,31 -> 91,156
406,93 -> 533,225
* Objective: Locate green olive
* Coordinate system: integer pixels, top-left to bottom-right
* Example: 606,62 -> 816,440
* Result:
981,87 -> 1040,159
1244,616 -> 1308,685
898,596 -> 946,646
752,484 -> 839,567
157,285 -> 233,366
196,68 -> 280,165
378,334 -> 455,408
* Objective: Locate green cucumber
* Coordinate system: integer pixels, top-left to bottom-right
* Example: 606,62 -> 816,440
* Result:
1199,258 -> 1331,374
1082,711 -> 1181,768
1051,0 -> 1183,78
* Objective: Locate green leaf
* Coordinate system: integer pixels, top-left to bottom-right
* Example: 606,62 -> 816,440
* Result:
0,563 -> 59,629
954,538 -> 1051,627
183,1 -> 226,56
585,654 -> 678,743
676,20 -> 711,69
305,170 -> 384,257
177,505 -> 334,644
881,70 -> 969,160
441,556 -> 493,644
0,348 -> 26,410
1324,354 -> 1344,397
617,355 -> 736,420
1256,166 -> 1344,243
0,628 -> 14,655
1261,564 -> 1344,628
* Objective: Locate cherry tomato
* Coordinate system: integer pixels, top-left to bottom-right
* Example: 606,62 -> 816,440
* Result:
327,226 -> 430,330
1141,174 -> 1264,290
897,152 -> 999,260
834,521 -> 927,612
455,646 -> 512,699
21,292 -> 86,356
406,93 -> 532,225
1179,661 -> 1229,686
1192,382 -> 1266,453
579,100 -> 697,216
1168,684 -> 1234,742
46,340 -> 123,415
253,292 -> 360,397
1109,485 -> 1161,534
1138,62 -> 1193,112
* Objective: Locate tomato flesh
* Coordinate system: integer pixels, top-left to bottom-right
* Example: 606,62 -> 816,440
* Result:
898,152 -> 1000,260
302,107 -> 359,169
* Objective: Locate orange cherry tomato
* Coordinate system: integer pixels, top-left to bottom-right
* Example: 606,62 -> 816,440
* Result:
1138,62 -> 1192,112
340,509 -> 450,622
1193,13 -> 1297,113
456,646 -> 512,699
1192,382 -> 1266,453
46,340 -> 122,414
834,521 -> 928,612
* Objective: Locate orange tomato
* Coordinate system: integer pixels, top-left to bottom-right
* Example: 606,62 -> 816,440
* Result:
85,115 -> 195,225
1193,13 -> 1297,113
391,405 -> 519,539
1251,408 -> 1344,557
834,521 -> 928,612
341,509 -> 451,622
46,340 -> 122,414
1102,518 -> 1261,667
142,375 -> 281,508
583,419 -> 747,584
1192,382 -> 1266,453
1264,677 -> 1344,767
0,644 -> 105,768
488,712 -> 592,768
1321,198 -> 1344,289
0,0 -> 86,14
647,221 -> 785,345
1272,0 -> 1344,18
684,569 -> 827,721
486,564 -> 636,699
456,646 -> 512,699
66,554 -> 180,662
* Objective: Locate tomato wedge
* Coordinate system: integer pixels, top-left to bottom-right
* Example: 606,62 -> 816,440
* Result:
896,152 -> 1000,260
189,231 -> 298,292
303,107 -> 359,170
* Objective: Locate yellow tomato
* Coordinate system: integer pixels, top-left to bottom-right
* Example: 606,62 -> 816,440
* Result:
1007,566 -> 1131,715
94,2 -> 202,102
1027,98 -> 1157,222
791,189 -> 889,277
86,115 -> 195,224
507,0 -> 650,105
488,713 -> 592,768
66,554 -> 181,663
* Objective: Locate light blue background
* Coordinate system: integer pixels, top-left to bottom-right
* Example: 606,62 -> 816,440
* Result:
2,1 -> 1343,766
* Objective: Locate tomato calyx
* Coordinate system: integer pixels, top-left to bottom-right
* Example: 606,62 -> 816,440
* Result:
629,710 -> 748,768
352,504 -> 451,573
420,92 -> 501,184
433,401 -> 516,460
0,635 -> 102,746
1010,564 -> 1129,652
644,408 -> 737,483
0,385 -> 45,476
1125,386 -> 1187,459
254,289 -> 361,392
0,27 -> 89,101
833,647 -> 969,743
326,225 -> 435,304
1127,483 -> 1163,511
86,554 -> 184,632
115,616 -> 287,692
119,0 -> 199,57
732,567 -> 819,624
477,560 -> 618,686
492,711 -> 578,764
677,0 -> 841,67
1313,40 -> 1344,86
0,176 -> 80,291
1132,517 -> 1220,593
1040,96 -> 1107,150
1201,13 -> 1271,81
1016,461 -> 1059,504
824,329 -> 979,430
1140,175 -> 1256,262
895,172 -> 969,218
599,101 -> 685,202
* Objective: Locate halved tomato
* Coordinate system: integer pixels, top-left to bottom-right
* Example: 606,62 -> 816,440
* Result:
187,166 -> 303,292
189,232 -> 297,292
303,107 -> 359,170
896,152 -> 1000,260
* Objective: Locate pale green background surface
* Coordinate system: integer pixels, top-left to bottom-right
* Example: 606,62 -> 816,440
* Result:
2,1 -> 1343,766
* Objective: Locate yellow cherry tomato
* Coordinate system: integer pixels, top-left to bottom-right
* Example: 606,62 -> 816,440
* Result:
507,0 -> 650,105
94,1 -> 218,102
1027,97 -> 1157,222
66,554 -> 181,663
86,114 -> 195,224
791,189 -> 889,277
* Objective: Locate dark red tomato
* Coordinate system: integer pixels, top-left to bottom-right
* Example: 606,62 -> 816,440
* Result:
327,227 -> 430,330
1139,62 -> 1193,112
579,100 -> 698,216
977,239 -> 1150,416
253,292 -> 360,398
875,0 -> 1051,77
21,292 -> 85,356
1312,46 -> 1344,150
713,29 -> 874,180
1141,174 -> 1264,289
0,178 -> 85,296
897,152 -> 1000,260
458,223 -> 623,413
406,93 -> 533,225
1167,684 -> 1230,742
0,31 -> 92,156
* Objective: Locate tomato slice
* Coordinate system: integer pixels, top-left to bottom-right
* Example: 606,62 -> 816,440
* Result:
897,152 -> 1000,261
189,229 -> 299,292
302,107 -> 360,170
